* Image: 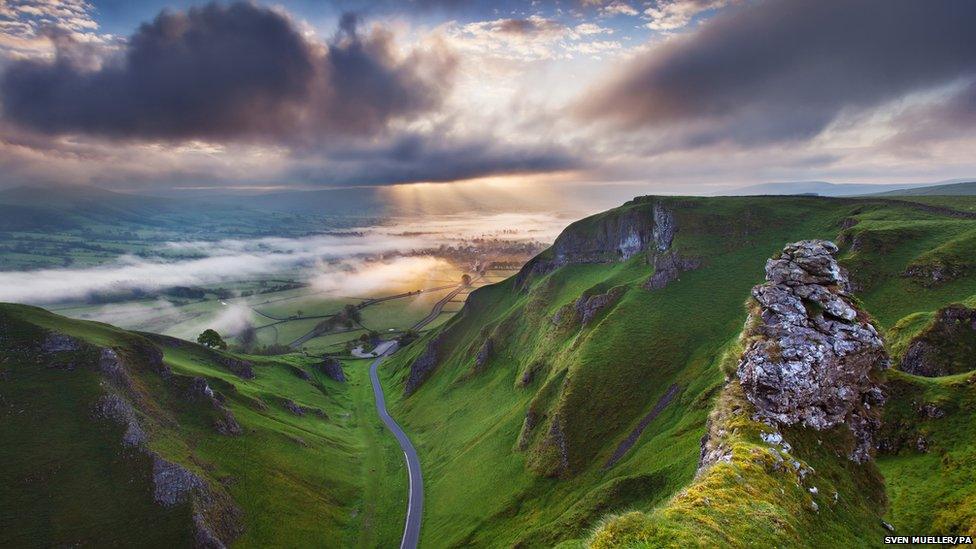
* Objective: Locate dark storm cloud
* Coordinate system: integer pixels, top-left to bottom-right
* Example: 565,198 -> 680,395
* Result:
576,0 -> 976,148
0,2 -> 454,141
495,17 -> 564,36
290,133 -> 581,186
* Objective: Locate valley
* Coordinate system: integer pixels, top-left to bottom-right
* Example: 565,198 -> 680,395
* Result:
4,191 -> 976,547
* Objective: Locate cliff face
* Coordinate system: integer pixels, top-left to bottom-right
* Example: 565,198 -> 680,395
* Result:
737,240 -> 889,463
515,200 -> 680,289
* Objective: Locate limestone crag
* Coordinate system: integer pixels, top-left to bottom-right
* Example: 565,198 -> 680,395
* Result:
515,200 -> 679,289
737,240 -> 889,463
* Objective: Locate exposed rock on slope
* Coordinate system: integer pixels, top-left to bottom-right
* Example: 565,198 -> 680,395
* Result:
737,240 -> 889,463
405,333 -> 446,395
318,357 -> 346,382
644,252 -> 700,291
515,200 -> 681,288
899,304 -> 976,377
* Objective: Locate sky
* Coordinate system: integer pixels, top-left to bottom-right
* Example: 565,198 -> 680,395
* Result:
0,0 -> 974,193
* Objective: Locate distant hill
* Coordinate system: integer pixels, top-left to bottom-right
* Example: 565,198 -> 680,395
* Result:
870,180 -> 976,196
721,180 -> 928,196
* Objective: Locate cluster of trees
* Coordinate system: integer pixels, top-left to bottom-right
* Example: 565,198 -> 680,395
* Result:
315,304 -> 362,333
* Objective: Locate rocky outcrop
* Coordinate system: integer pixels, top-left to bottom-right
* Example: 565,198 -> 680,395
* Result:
317,357 -> 345,382
652,202 -> 676,252
281,398 -> 326,418
98,348 -> 134,388
574,287 -> 623,325
94,394 -> 147,447
903,262 -> 966,287
217,356 -> 254,380
41,332 -> 80,353
515,200 -> 678,289
289,365 -> 311,381
152,455 -> 207,506
644,252 -> 701,291
405,333 -> 446,395
900,304 -> 976,377
737,240 -> 889,463
474,338 -> 494,371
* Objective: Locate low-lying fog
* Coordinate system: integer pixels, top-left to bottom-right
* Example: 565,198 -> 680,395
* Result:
0,212 -> 569,304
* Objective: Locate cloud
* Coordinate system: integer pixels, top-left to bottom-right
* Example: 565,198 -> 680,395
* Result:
288,132 -> 581,186
576,0 -> 976,150
0,3 -> 455,142
642,0 -> 731,31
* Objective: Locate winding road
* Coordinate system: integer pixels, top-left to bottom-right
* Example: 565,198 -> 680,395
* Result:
368,343 -> 423,549
366,276 -> 481,548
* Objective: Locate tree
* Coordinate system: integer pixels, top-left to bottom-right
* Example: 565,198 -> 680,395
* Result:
197,329 -> 227,350
343,303 -> 362,323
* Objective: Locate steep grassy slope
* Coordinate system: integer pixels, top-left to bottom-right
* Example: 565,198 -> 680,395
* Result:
0,304 -> 405,547
379,195 -> 976,547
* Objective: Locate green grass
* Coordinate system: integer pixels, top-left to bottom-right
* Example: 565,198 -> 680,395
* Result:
876,370 -> 976,537
0,303 -> 406,547
374,195 -> 976,547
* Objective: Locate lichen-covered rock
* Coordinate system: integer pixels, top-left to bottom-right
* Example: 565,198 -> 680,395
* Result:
737,240 -> 889,463
318,357 -> 345,382
900,304 -> 976,377
405,333 -> 445,395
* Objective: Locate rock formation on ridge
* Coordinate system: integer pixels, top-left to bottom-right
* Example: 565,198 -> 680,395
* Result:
737,240 -> 889,463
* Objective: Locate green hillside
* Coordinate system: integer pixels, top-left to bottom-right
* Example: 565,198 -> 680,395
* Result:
0,304 -> 406,547
4,194 -> 976,547
872,181 -> 976,196
377,195 -> 976,547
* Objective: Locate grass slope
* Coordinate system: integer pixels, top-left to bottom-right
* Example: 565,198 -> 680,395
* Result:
0,303 -> 405,547
378,195 -> 976,547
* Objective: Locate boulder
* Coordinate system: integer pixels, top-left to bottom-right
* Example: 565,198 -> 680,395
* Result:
737,240 -> 889,463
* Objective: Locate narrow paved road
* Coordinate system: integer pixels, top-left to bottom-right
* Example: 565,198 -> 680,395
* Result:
366,274 -> 482,548
368,343 -> 423,549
